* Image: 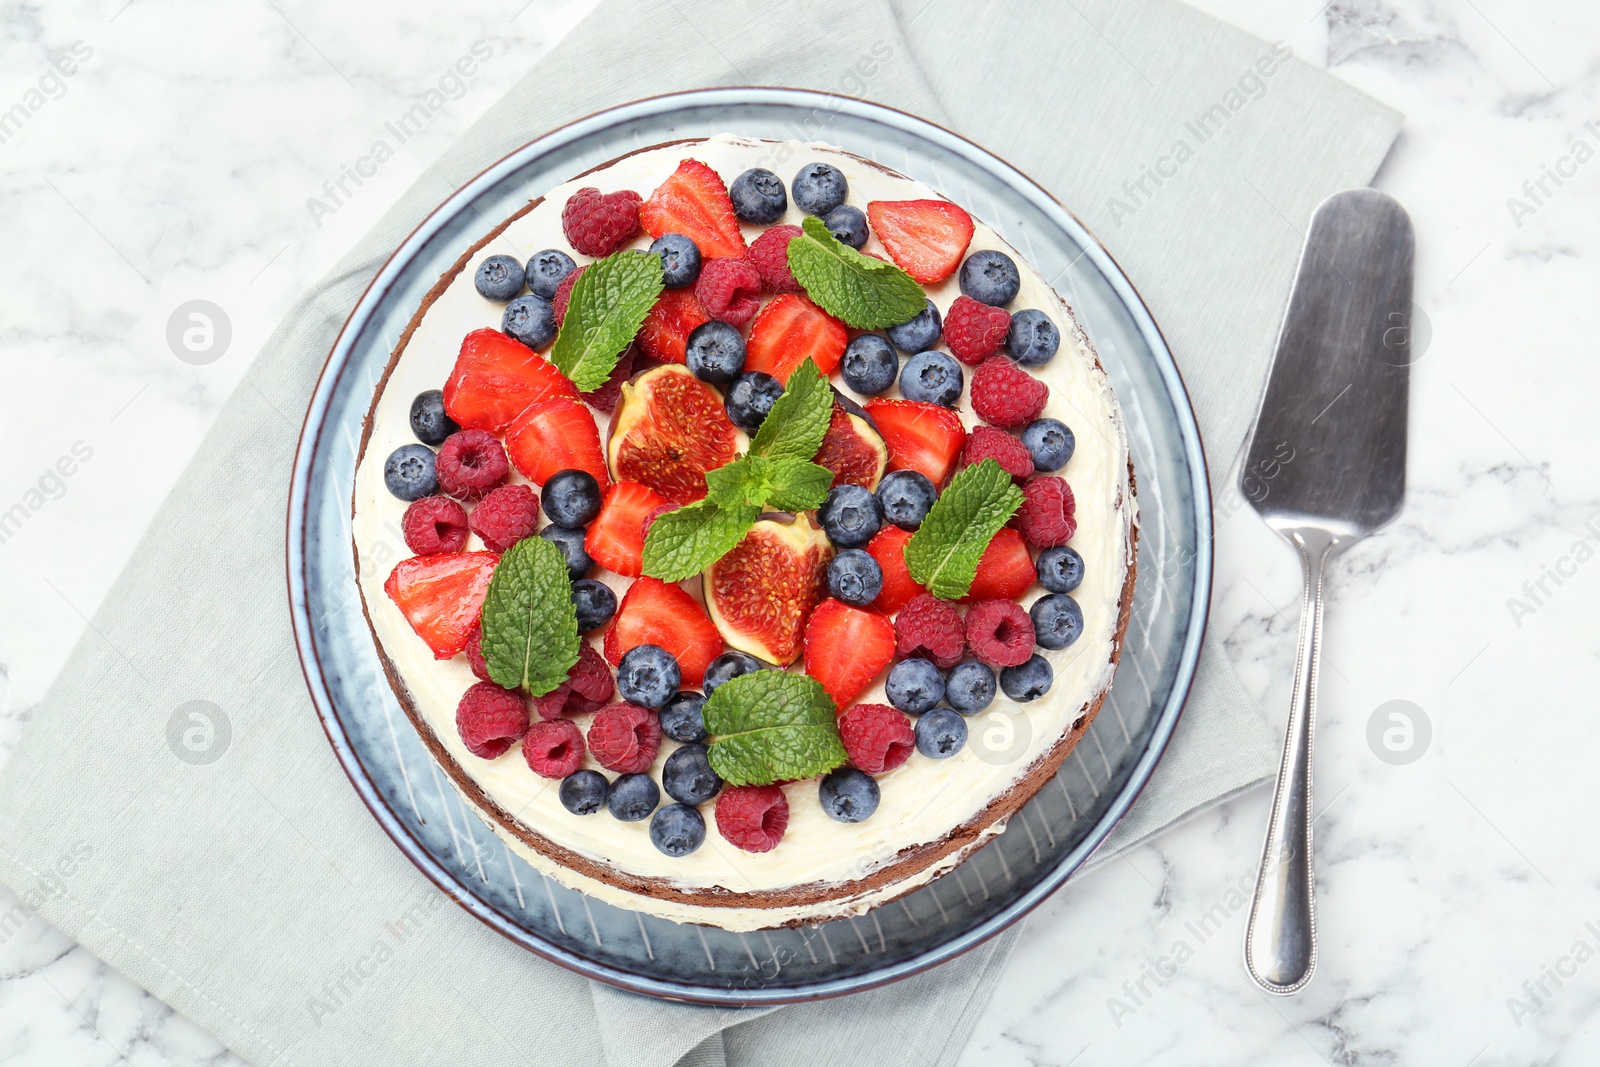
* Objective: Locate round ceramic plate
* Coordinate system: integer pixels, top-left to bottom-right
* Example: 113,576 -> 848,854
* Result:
287,89 -> 1210,1005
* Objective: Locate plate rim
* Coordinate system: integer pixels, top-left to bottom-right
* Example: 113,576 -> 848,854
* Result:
285,86 -> 1214,1005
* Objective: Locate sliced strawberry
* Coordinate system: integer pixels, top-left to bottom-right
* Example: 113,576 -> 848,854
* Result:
639,159 -> 746,260
383,551 -> 499,659
635,287 -> 710,365
803,599 -> 896,708
603,577 -> 724,686
442,328 -> 580,433
865,526 -> 925,614
504,398 -> 609,489
962,528 -> 1037,602
744,293 -> 849,384
585,480 -> 670,578
863,399 -> 966,485
866,200 -> 974,284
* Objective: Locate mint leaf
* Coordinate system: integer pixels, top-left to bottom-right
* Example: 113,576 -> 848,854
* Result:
480,536 -> 580,695
904,459 -> 1025,600
703,671 -> 847,786
550,250 -> 664,392
750,358 -> 833,461
786,216 -> 926,329
762,459 -> 833,513
705,456 -> 767,509
641,498 -> 762,582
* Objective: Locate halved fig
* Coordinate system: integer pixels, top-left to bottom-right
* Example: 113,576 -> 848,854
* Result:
608,364 -> 746,505
704,516 -> 833,665
813,403 -> 888,490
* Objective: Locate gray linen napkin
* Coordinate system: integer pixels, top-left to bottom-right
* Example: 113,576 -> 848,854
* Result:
0,1 -> 1401,1064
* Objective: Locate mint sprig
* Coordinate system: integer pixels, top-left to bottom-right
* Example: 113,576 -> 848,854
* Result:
703,670 -> 847,786
904,459 -> 1025,600
550,250 -> 664,392
786,216 -> 926,329
639,498 -> 761,583
750,357 -> 832,461
479,536 -> 580,695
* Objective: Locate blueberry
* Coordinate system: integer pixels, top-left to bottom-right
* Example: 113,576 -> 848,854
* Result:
899,351 -> 964,407
817,484 -> 882,548
408,389 -> 459,446
1000,654 -> 1054,702
686,320 -> 746,384
502,294 -> 557,349
944,659 -> 997,714
730,167 -> 788,224
540,524 -> 592,580
662,743 -> 723,805
1006,309 -> 1060,366
886,657 -> 946,714
703,650 -> 765,696
1020,418 -> 1075,472
649,803 -> 707,856
650,233 -> 702,289
559,769 -> 610,815
659,691 -> 708,743
823,204 -> 868,249
960,249 -> 1021,307
876,470 -> 937,530
540,469 -> 601,528
1031,594 -> 1084,650
885,299 -> 942,354
915,707 -> 968,758
571,579 -> 617,632
839,334 -> 898,395
474,254 -> 525,302
1036,546 -> 1084,594
818,767 -> 880,823
384,444 -> 438,501
725,371 -> 784,432
608,773 -> 660,821
525,248 -> 576,300
617,644 -> 681,708
792,162 -> 847,216
827,549 -> 884,607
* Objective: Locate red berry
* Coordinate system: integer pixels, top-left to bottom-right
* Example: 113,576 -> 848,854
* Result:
943,295 -> 1011,365
581,342 -> 634,414
401,495 -> 469,554
964,599 -> 1036,667
803,599 -> 896,708
639,159 -> 747,260
468,484 -> 540,553
865,526 -> 926,613
865,200 -> 974,284
443,328 -> 579,434
586,480 -> 671,578
863,399 -> 965,485
601,575 -> 723,686
553,263 -> 587,326
1015,476 -> 1077,547
959,426 -> 1034,482
837,703 -> 915,775
714,785 -> 790,853
694,257 -> 762,327
523,718 -> 585,778
587,702 -> 661,774
744,293 -> 849,383
465,625 -> 490,681
567,642 -> 616,706
747,224 -> 802,291
894,593 -> 966,668
435,429 -> 509,501
635,287 -> 711,364
561,187 -> 642,257
963,529 -> 1037,602
971,356 -> 1048,429
455,681 -> 528,759
384,551 -> 499,659
505,396 -> 610,490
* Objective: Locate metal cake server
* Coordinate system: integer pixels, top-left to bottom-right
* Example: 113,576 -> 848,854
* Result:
1240,188 -> 1414,995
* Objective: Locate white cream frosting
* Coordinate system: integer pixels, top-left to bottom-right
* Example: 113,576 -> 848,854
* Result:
351,136 -> 1133,930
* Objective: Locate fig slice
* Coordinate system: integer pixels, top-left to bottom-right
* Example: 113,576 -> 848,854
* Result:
704,516 -> 833,665
607,364 -> 747,505
813,403 -> 888,490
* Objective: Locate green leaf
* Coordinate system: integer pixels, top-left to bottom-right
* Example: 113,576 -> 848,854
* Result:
703,671 -> 847,786
479,536 -> 580,696
704,456 -> 767,509
904,459 -> 1025,600
786,216 -> 926,329
750,358 -> 833,461
762,459 -> 833,513
640,498 -> 762,582
549,250 -> 664,392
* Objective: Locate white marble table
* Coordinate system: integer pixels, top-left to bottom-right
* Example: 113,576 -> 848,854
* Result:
2,0 -> 1594,1063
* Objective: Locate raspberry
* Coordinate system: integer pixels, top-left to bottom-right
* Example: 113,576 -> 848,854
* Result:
467,483 -> 540,552
894,593 -> 966,669
694,257 -> 762,326
561,187 -> 642,257
1015,476 -> 1077,547
464,626 -> 490,681
455,682 -> 528,759
522,718 -> 585,778
586,702 -> 661,773
401,495 -> 470,554
943,295 -> 1011,365
714,785 -> 790,853
581,342 -> 634,414
553,263 -> 587,326
531,685 -> 572,720
971,356 -> 1048,429
747,225 -> 802,292
436,429 -> 509,501
964,599 -> 1035,667
959,426 -> 1034,481
837,703 -> 915,775
567,642 -> 615,705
